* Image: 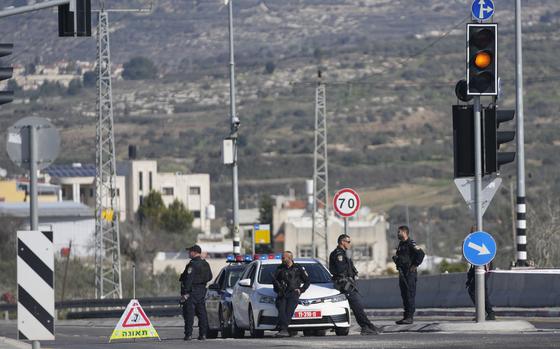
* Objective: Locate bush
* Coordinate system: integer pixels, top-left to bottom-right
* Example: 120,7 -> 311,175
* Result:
122,57 -> 158,80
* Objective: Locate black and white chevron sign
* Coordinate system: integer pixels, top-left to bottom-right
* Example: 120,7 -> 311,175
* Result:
17,230 -> 55,340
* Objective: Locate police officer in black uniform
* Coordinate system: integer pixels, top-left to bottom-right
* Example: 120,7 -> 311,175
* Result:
329,234 -> 380,335
179,244 -> 213,341
392,225 -> 424,325
273,251 -> 310,337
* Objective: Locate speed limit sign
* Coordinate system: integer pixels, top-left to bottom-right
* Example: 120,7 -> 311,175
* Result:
333,188 -> 360,217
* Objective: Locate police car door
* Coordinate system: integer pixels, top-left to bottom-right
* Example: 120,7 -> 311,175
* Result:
234,262 -> 256,328
206,269 -> 225,329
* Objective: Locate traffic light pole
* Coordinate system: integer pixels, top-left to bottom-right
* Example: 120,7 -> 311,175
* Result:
227,0 -> 241,255
515,0 -> 528,267
473,96 -> 486,323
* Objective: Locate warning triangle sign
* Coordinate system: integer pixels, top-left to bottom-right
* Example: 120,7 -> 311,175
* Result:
109,299 -> 160,342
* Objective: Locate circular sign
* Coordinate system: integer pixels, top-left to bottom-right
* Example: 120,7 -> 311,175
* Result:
6,117 -> 60,170
471,0 -> 495,21
462,231 -> 497,266
333,188 -> 360,218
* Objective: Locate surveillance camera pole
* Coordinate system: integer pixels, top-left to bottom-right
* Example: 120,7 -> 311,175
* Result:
227,0 -> 240,255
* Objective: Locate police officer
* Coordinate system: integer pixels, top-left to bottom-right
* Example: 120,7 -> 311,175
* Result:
392,225 -> 424,325
466,263 -> 496,320
179,244 -> 213,341
329,234 -> 380,335
273,251 -> 310,337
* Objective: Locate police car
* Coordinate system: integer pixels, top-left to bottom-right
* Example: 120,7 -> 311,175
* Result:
231,255 -> 350,337
205,254 -> 251,338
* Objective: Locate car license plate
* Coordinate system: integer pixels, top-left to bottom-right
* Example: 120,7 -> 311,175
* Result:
294,310 -> 322,319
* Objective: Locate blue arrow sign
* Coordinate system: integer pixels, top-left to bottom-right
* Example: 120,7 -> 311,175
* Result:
463,231 -> 497,266
471,0 -> 495,21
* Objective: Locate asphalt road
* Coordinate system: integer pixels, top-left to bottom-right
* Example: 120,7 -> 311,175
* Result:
1,317 -> 559,349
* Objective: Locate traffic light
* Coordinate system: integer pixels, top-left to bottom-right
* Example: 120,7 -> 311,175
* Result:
453,105 -> 475,178
0,43 -> 14,106
467,23 -> 497,96
59,0 -> 92,37
483,106 -> 516,173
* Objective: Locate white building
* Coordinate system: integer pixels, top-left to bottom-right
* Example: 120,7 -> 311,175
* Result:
273,197 -> 389,277
44,159 -> 212,234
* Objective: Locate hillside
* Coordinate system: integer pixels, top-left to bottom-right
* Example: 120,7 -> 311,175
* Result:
1,0 -> 560,267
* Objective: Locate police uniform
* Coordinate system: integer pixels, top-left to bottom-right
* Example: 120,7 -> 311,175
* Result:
273,262 -> 310,332
393,238 -> 424,323
180,254 -> 213,339
329,246 -> 378,334
466,264 -> 495,320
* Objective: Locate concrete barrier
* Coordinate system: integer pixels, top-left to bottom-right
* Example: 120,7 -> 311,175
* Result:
356,271 -> 560,308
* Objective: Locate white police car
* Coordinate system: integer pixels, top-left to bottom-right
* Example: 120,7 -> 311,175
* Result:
231,255 -> 350,337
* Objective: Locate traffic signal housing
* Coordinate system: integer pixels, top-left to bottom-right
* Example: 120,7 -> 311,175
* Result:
59,0 -> 92,37
453,105 -> 475,178
0,43 -> 14,106
484,106 -> 516,173
467,23 -> 497,96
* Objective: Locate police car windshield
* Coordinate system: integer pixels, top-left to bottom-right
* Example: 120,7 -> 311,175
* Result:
258,263 -> 331,285
226,268 -> 245,288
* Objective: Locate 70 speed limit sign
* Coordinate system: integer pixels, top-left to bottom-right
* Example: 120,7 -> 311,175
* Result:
333,188 -> 360,217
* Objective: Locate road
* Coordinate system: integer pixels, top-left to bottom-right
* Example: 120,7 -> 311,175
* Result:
1,317 -> 560,349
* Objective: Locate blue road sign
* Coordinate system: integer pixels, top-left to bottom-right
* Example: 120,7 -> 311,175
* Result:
471,0 -> 495,21
463,231 -> 497,266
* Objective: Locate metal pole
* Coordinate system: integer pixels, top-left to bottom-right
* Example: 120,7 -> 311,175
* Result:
29,126 -> 38,231
515,0 -> 528,267
0,0 -> 69,18
344,217 -> 348,236
510,181 -> 517,264
132,264 -> 136,299
473,96 -> 485,323
28,125 -> 41,349
228,0 -> 240,255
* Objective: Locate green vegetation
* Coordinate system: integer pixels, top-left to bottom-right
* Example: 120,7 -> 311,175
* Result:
122,57 -> 158,80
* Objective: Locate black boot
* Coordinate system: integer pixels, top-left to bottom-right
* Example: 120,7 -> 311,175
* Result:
396,315 -> 413,325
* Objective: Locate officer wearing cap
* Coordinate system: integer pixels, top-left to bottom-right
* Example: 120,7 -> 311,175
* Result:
272,251 -> 310,337
392,225 -> 425,325
179,244 -> 213,341
329,234 -> 380,335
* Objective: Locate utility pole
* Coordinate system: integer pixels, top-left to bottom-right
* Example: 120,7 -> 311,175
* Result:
312,71 -> 329,262
515,0 -> 528,267
94,1 -> 152,299
226,0 -> 241,255
94,6 -> 122,300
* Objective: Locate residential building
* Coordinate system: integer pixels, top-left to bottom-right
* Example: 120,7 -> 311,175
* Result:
44,159 -> 212,233
0,179 -> 60,203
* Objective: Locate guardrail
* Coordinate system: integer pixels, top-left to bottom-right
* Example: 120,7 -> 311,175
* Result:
2,271 -> 560,319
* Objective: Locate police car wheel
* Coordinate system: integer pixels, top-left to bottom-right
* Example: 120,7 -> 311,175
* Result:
248,306 -> 264,338
335,327 -> 350,336
220,306 -> 232,338
230,309 -> 244,338
206,329 -> 219,339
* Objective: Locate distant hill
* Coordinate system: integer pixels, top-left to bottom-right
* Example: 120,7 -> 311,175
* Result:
2,0 -> 560,267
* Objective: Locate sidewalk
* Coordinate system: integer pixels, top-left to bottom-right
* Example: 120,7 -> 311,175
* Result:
366,307 -> 560,318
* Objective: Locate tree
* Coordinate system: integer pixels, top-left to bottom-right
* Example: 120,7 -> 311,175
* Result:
527,196 -> 560,268
122,57 -> 158,80
258,194 -> 274,228
83,71 -> 97,88
264,61 -> 275,74
137,191 -> 166,226
66,78 -> 82,96
161,199 -> 194,234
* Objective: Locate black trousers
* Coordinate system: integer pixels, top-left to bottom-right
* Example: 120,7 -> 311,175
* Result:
467,275 -> 494,315
182,287 -> 208,337
276,291 -> 300,331
398,271 -> 417,317
346,288 -> 374,329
